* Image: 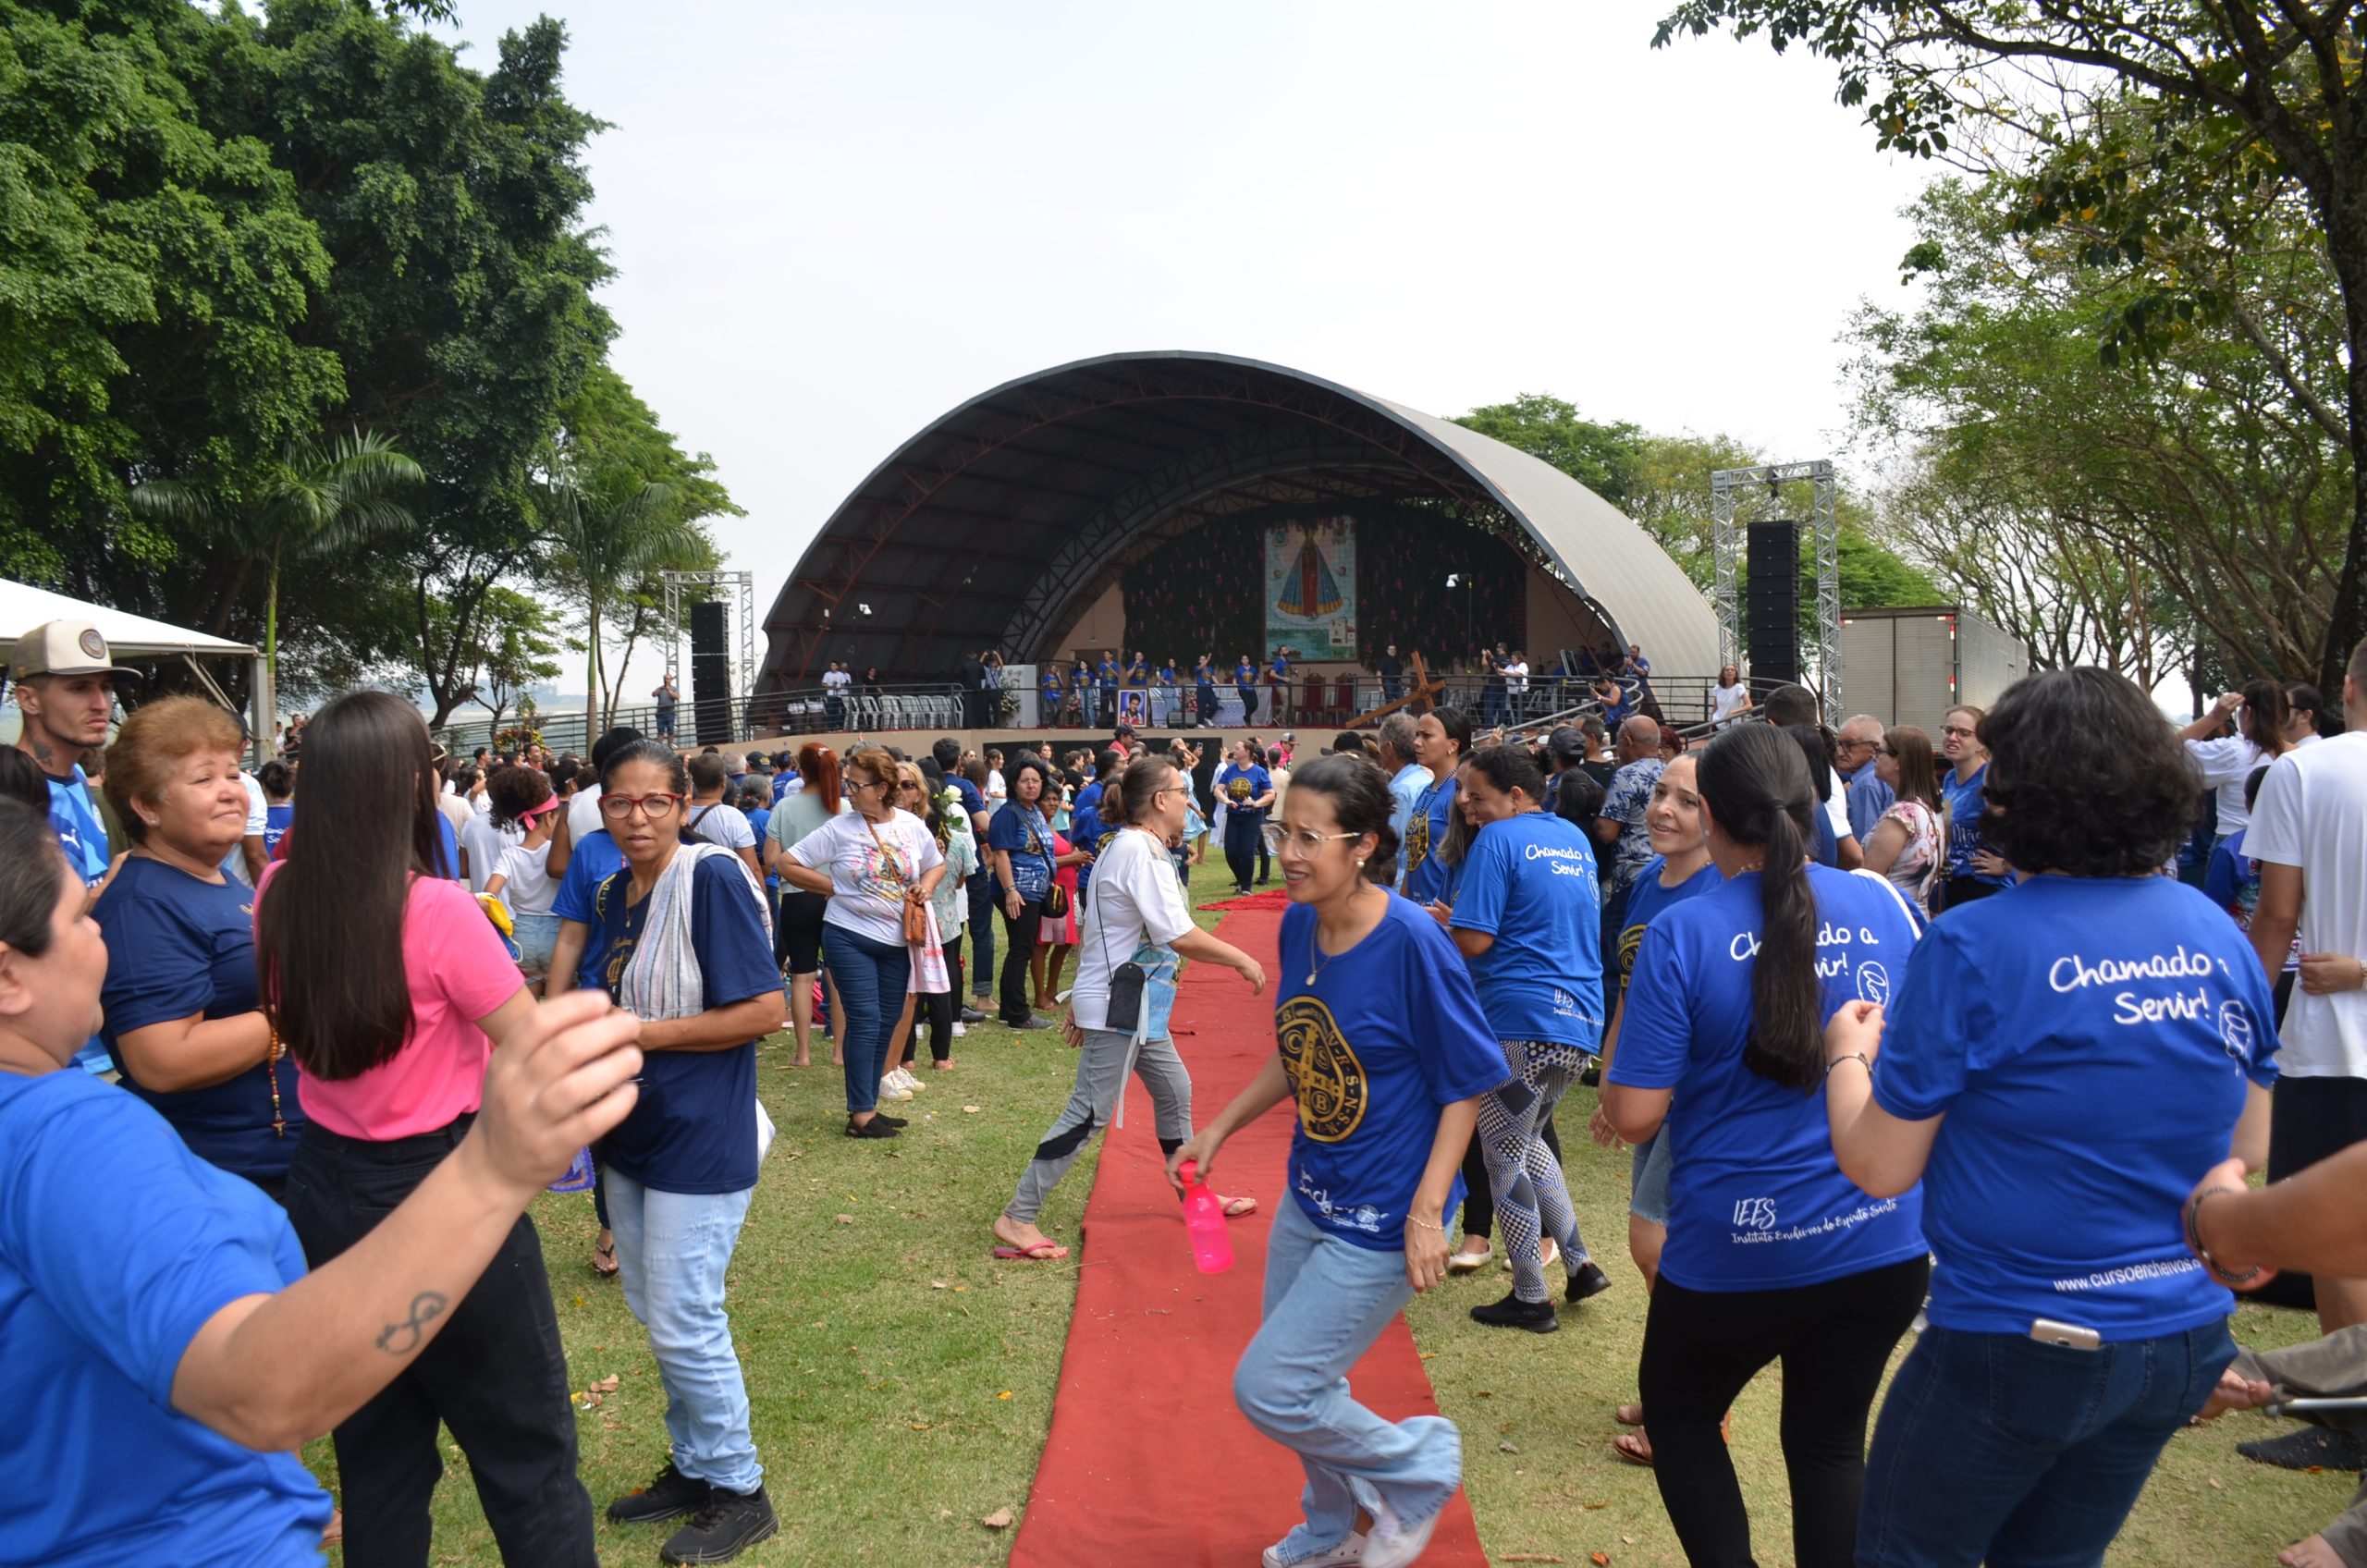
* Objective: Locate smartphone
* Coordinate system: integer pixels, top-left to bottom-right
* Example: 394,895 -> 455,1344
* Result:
2030,1317 -> 2103,1350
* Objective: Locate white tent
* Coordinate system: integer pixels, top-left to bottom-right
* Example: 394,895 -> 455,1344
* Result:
0,578 -> 267,755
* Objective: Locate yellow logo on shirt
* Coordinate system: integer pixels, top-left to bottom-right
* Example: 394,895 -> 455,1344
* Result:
1404,811 -> 1430,881
1276,995 -> 1368,1144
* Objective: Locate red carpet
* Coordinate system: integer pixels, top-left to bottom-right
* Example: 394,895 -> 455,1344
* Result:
1007,907 -> 1490,1568
1195,887 -> 1295,913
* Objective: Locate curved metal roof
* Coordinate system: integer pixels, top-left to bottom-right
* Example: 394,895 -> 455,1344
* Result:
758,351 -> 1716,692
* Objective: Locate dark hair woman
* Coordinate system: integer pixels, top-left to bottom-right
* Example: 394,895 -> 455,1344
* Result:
1168,757 -> 1506,1568
0,799 -> 639,1566
1936,704 -> 2008,910
780,743 -> 944,1133
2177,677 -> 2293,848
1214,740 -> 1277,898
977,755 -> 1056,1029
1600,722 -> 1929,1567
1403,705 -> 1475,905
1858,726 -> 1944,913
993,755 -> 1267,1262
256,689 -> 603,1559
577,737 -> 785,1557
1446,744 -> 1613,1330
90,696 -> 306,1195
1824,668 -> 2275,1565
763,742 -> 846,1070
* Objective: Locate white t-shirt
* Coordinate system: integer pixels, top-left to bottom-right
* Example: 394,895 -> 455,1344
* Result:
567,788 -> 605,846
1825,766 -> 1853,844
2187,735 -> 2272,835
1711,682 -> 1750,725
987,769 -> 1008,804
223,773 -> 269,887
822,669 -> 852,692
495,839 -> 559,915
435,791 -> 472,835
788,808 -> 944,948
1069,828 -> 1195,1033
2245,734 -> 2367,1077
688,800 -> 756,851
459,813 -> 522,894
1505,660 -> 1529,694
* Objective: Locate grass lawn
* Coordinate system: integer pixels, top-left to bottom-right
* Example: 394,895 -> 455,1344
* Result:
311,855 -> 2358,1566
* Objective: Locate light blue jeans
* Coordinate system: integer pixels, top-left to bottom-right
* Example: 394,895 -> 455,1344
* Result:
1235,1195 -> 1463,1562
605,1170 -> 762,1494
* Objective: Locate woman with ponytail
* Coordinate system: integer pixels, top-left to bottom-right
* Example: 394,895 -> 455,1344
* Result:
1600,723 -> 1928,1568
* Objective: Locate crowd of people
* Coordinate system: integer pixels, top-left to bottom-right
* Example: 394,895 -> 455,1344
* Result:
12,603 -> 2367,1568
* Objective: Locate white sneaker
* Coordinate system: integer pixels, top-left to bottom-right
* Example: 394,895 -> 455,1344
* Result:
1364,1504 -> 1440,1568
899,1066 -> 926,1091
1262,1532 -> 1367,1568
950,1022 -> 967,1038
878,1078 -> 914,1102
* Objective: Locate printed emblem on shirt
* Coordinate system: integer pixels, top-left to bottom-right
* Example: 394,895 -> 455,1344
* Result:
1403,810 -> 1430,883
1227,776 -> 1253,802
1276,995 -> 1368,1143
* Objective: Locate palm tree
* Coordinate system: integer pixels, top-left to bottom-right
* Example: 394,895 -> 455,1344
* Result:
541,475 -> 693,732
130,429 -> 422,703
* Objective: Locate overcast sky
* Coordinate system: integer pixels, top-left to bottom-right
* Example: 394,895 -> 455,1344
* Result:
437,0 -> 1933,694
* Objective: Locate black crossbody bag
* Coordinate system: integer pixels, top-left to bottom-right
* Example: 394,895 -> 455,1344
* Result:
1096,834 -> 1146,1033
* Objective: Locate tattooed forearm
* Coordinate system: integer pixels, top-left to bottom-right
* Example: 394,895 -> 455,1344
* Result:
374,1291 -> 448,1355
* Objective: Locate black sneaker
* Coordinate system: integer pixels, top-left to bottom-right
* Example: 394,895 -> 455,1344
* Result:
845,1116 -> 901,1139
869,1110 -> 909,1128
1565,1259 -> 1613,1305
960,1006 -> 988,1024
1470,1291 -> 1560,1334
607,1461 -> 710,1525
1010,1016 -> 1057,1031
660,1484 -> 779,1564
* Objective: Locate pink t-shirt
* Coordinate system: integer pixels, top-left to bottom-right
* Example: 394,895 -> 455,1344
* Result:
260,870 -> 525,1140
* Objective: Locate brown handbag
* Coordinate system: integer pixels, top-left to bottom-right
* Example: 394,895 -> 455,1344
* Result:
866,816 -> 930,943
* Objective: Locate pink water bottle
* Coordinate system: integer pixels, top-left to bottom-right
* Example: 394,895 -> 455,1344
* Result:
1176,1158 -> 1235,1275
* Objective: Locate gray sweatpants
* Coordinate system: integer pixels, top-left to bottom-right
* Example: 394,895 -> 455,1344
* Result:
1003,1026 -> 1193,1225
2229,1325 -> 2367,1567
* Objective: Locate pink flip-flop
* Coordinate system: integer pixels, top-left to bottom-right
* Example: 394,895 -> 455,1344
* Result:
992,1241 -> 1070,1261
1219,1195 -> 1258,1219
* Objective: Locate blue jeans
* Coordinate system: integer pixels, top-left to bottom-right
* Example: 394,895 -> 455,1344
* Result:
1858,1318 -> 2235,1567
603,1170 -> 760,1495
822,923 -> 909,1114
1235,1196 -> 1462,1562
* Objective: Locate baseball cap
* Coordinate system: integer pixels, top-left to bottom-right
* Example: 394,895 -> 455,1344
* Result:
12,620 -> 140,683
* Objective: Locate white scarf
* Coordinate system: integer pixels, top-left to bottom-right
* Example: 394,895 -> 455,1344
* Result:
617,842 -> 773,1023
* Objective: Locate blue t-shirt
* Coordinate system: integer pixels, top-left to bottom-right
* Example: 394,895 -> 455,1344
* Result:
1401,773 -> 1459,904
434,812 -> 460,881
1269,655 -> 1290,684
1197,663 -> 1218,689
1219,765 -> 1271,827
0,1072 -> 330,1565
1609,864 -> 1929,1292
987,803 -> 1056,900
1616,855 -> 1724,998
1097,660 -> 1120,692
1276,896 -> 1510,1249
261,802 -> 293,856
552,828 -> 629,990
1941,762 -> 2008,886
1070,799 -> 1107,894
1875,875 -> 2279,1340
770,773 -> 795,805
1235,661 -> 1257,691
1160,664 -> 1180,686
45,766 -> 109,887
1074,779 -> 1105,821
593,854 -> 778,1194
1450,813 -> 1604,1047
744,805 -> 778,890
92,857 -> 305,1183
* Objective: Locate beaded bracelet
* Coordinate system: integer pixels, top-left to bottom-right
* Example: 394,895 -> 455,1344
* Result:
1824,1051 -> 1871,1080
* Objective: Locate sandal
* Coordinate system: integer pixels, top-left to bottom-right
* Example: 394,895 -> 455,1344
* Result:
1613,1429 -> 1654,1467
592,1238 -> 619,1278
1220,1194 -> 1258,1219
992,1240 -> 1070,1261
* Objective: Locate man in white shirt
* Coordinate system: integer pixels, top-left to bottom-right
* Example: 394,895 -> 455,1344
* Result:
1377,714 -> 1425,853
1504,650 -> 1529,721
2245,636 -> 2367,1335
684,752 -> 763,885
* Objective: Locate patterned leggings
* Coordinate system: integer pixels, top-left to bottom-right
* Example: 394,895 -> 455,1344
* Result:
1478,1038 -> 1591,1304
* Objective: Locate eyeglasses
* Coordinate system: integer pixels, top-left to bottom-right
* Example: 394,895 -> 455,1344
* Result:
1278,828 -> 1362,852
600,791 -> 684,820
1877,745 -> 1897,757
1837,736 -> 1878,752
851,777 -> 889,795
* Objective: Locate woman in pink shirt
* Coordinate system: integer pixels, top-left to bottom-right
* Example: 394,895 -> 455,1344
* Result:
257,692 -> 596,1568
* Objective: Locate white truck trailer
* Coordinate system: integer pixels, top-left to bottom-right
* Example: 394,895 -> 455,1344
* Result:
1837,605 -> 2029,731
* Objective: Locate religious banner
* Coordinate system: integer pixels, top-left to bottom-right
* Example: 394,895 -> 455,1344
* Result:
1265,516 -> 1357,659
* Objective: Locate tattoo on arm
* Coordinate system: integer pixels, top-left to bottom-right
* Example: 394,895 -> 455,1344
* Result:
375,1291 -> 449,1355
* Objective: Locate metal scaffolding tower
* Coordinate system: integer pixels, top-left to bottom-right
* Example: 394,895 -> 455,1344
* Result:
662,570 -> 755,730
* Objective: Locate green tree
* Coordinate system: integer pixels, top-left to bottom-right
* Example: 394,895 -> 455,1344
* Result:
460,586 -> 570,736
540,477 -> 698,729
1654,0 -> 2367,692
1454,395 -> 1644,507
129,428 -> 421,712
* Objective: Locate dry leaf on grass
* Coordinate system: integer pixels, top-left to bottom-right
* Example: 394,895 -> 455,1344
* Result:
1591,1554 -> 1612,1566
590,1376 -> 619,1393
980,1507 -> 1013,1529
997,1390 -> 1013,1400
834,1213 -> 855,1224
963,1104 -> 982,1113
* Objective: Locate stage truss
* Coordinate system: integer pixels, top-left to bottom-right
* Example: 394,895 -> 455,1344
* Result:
1711,460 -> 1840,726
662,569 -> 755,713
